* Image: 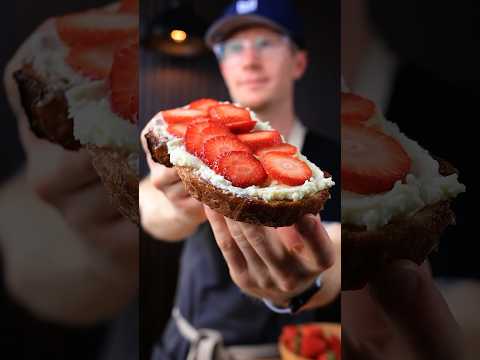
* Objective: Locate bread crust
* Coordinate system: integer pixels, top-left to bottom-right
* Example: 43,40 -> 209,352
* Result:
145,129 -> 331,227
342,159 -> 458,290
14,64 -> 139,224
14,65 -> 80,150
87,145 -> 139,225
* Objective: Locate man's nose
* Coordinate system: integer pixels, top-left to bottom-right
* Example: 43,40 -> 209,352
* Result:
240,46 -> 262,69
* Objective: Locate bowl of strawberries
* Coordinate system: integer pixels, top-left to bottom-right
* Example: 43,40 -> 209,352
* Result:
279,322 -> 341,360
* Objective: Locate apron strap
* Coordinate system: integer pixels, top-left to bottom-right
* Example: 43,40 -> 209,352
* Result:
172,307 -> 279,360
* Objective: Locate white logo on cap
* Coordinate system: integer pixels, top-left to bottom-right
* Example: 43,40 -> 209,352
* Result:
236,0 -> 257,14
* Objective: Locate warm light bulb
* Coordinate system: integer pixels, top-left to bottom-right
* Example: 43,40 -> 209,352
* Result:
170,29 -> 187,43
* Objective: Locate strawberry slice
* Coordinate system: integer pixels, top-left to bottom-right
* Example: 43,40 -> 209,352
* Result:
209,104 -> 251,123
189,98 -> 219,111
202,136 -> 252,167
56,11 -> 138,47
184,121 -> 216,156
342,121 -> 411,194
341,92 -> 376,123
109,42 -> 138,122
66,44 -> 114,80
237,130 -> 282,151
201,122 -> 232,138
216,151 -> 267,188
225,120 -> 256,134
261,152 -> 313,186
167,123 -> 188,138
281,325 -> 298,343
301,324 -> 326,339
255,143 -> 298,157
316,353 -> 331,360
118,0 -> 139,13
328,335 -> 341,360
162,108 -> 208,125
300,336 -> 327,358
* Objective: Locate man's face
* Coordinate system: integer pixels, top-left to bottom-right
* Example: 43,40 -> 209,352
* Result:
217,26 -> 307,110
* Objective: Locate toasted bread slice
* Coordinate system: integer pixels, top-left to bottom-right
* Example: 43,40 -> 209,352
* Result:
342,159 -> 458,290
13,64 -> 139,224
145,129 -> 331,227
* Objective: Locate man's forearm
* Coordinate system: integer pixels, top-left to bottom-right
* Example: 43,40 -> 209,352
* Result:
0,173 -> 137,325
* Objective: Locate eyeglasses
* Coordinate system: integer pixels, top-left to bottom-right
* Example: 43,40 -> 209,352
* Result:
213,35 -> 290,62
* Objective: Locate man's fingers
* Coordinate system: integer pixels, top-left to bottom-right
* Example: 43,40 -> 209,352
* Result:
369,260 -> 464,360
163,181 -> 189,201
28,148 -> 99,205
204,206 -> 246,275
224,218 -> 268,275
59,182 -> 120,229
150,166 -> 181,190
295,214 -> 335,271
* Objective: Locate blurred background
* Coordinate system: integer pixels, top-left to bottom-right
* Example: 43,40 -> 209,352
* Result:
1,1 -> 130,359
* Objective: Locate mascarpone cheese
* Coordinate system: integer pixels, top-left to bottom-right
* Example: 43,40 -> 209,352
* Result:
27,20 -> 88,90
66,81 -> 138,152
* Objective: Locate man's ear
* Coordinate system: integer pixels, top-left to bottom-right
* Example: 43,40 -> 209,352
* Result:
293,50 -> 308,80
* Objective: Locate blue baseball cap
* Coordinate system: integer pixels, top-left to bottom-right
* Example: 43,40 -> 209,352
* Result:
205,0 -> 305,49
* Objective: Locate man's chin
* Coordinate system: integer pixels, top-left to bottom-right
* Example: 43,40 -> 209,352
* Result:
235,95 -> 269,111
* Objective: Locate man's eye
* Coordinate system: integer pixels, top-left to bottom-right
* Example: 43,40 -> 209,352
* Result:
256,38 -> 274,49
226,42 -> 244,54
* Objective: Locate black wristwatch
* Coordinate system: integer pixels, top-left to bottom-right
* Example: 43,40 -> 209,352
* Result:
263,274 -> 324,314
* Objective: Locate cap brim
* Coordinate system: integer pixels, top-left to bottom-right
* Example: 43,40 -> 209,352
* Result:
205,14 -> 287,48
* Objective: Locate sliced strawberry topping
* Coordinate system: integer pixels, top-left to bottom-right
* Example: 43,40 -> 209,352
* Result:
281,325 -> 298,341
300,336 -> 327,358
202,136 -> 252,167
316,353 -> 329,360
167,123 -> 188,138
184,121 -> 217,156
342,121 -> 411,194
237,130 -> 282,151
162,108 -> 208,124
66,44 -> 114,80
216,151 -> 267,188
301,324 -> 326,339
328,335 -> 341,360
200,122 -> 231,138
225,120 -> 256,134
341,92 -> 376,123
56,11 -> 138,47
118,0 -> 139,13
189,98 -> 219,111
109,42 -> 138,122
255,143 -> 298,157
209,104 -> 251,123
261,152 -> 312,186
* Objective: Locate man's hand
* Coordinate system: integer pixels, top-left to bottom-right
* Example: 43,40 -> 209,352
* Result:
343,260 -> 464,360
139,116 -> 206,241
204,207 -> 340,308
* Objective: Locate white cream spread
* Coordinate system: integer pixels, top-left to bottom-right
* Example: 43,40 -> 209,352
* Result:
27,20 -> 88,90
151,108 -> 334,202
66,81 -> 138,152
342,111 -> 465,230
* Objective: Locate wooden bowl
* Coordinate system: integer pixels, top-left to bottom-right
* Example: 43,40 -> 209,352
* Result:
279,322 -> 341,360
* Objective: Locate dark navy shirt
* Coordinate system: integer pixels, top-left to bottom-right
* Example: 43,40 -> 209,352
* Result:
152,129 -> 340,360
